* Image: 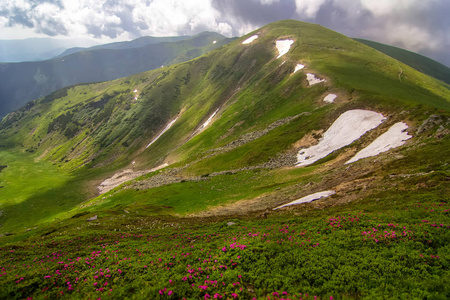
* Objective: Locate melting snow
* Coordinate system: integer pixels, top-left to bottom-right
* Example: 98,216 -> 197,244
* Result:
306,73 -> 326,85
294,64 -> 305,73
324,94 -> 337,103
276,40 -> 294,58
242,35 -> 258,44
346,122 -> 412,164
296,109 -> 386,167
198,109 -> 219,132
213,40 -> 217,44
273,191 -> 336,210
146,117 -> 178,149
98,163 -> 168,194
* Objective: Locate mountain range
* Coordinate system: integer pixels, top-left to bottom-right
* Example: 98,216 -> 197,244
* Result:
0,32 -> 234,117
0,20 -> 448,299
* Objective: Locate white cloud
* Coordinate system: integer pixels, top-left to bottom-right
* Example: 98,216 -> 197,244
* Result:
295,0 -> 327,18
131,0 -> 229,36
0,0 -> 448,65
260,0 -> 281,5
364,22 -> 441,52
360,0 -> 431,17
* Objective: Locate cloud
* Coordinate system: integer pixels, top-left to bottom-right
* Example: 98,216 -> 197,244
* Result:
289,0 -> 450,66
0,0 -> 449,66
295,0 -> 327,18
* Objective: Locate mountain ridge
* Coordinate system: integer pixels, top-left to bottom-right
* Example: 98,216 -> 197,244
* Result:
0,32 -> 235,118
354,38 -> 450,84
0,20 -> 449,299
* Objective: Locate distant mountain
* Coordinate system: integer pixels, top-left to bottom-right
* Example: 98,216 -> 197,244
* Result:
1,21 -> 449,299
354,38 -> 450,85
54,35 -> 191,58
0,32 -> 235,117
0,38 -> 99,62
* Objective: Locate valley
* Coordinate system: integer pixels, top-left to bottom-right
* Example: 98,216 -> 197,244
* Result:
0,20 -> 449,299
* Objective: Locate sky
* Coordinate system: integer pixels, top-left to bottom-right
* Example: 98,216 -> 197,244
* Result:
0,0 -> 449,66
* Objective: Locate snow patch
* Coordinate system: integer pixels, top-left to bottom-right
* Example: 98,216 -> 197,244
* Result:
296,109 -> 386,167
213,40 -> 217,44
242,35 -> 258,44
306,73 -> 325,85
346,122 -> 412,164
98,164 -> 168,194
293,64 -> 305,73
324,94 -> 337,103
198,109 -> 219,132
273,191 -> 336,210
146,117 -> 178,149
276,40 -> 294,58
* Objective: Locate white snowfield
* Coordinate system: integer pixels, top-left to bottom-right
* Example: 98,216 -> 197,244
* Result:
294,64 -> 305,73
273,190 -> 336,210
213,40 -> 217,44
198,109 -> 219,132
306,73 -> 326,85
346,122 -> 412,164
296,109 -> 386,167
276,40 -> 294,58
146,117 -> 178,149
324,93 -> 337,103
242,35 -> 258,44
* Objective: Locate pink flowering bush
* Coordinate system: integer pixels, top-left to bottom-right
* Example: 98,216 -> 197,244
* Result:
0,201 -> 448,299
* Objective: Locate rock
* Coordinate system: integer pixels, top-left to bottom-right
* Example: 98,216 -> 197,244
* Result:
436,125 -> 449,139
227,222 -> 236,226
87,215 -> 98,221
416,115 -> 445,134
4,232 -> 13,236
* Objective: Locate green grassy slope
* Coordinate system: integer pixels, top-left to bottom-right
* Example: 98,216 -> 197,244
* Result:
0,32 -> 235,118
0,20 -> 449,298
1,20 -> 449,232
354,38 -> 450,84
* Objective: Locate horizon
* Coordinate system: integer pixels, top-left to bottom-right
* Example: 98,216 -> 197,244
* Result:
0,1 -> 449,67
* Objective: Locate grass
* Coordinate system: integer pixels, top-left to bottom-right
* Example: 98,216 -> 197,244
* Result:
354,38 -> 450,85
0,150 -> 70,207
64,166 -> 321,218
0,20 -> 449,299
0,185 -> 449,299
0,150 -> 92,233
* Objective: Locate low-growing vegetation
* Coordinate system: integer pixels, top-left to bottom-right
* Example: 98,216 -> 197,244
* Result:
1,195 -> 449,299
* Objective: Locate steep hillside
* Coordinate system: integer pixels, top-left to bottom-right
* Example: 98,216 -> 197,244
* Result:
355,38 -> 450,84
0,20 -> 449,299
0,32 -> 234,117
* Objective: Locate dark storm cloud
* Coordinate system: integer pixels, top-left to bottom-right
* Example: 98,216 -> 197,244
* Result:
213,0 -> 450,66
212,0 -> 296,32
34,16 -> 68,36
0,0 -> 448,66
1,7 -> 34,28
0,0 -> 67,35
